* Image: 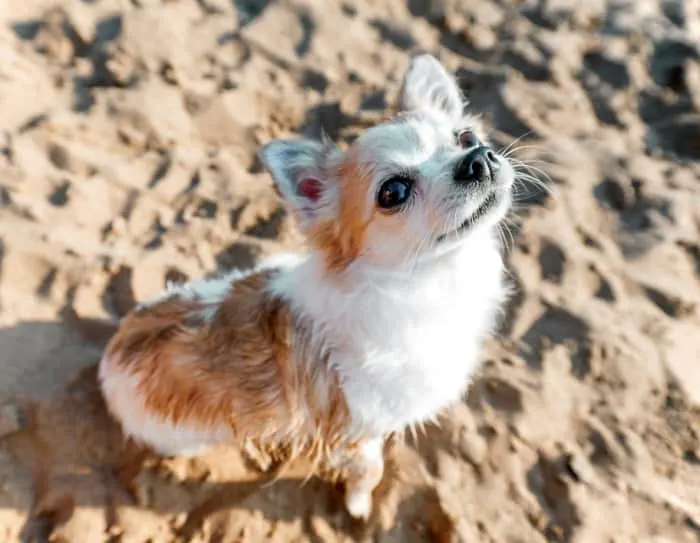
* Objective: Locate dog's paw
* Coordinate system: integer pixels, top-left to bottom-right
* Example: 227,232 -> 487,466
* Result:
345,491 -> 372,521
241,438 -> 273,473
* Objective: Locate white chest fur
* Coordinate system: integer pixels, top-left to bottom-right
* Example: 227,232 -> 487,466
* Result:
272,230 -> 507,438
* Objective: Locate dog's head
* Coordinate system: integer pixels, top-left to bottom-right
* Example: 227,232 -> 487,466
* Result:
260,54 -> 515,272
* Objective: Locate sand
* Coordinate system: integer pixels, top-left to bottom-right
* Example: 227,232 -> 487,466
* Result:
1,0 -> 700,541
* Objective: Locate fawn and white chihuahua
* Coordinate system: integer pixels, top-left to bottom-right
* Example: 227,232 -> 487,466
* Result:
99,54 -> 514,520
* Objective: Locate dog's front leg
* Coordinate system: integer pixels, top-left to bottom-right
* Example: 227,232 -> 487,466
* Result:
340,437 -> 385,521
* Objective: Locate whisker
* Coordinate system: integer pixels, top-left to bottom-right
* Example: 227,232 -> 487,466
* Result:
505,216 -> 519,249
499,130 -> 536,157
513,160 -> 553,182
502,143 -> 546,158
510,160 -> 554,197
513,173 -> 551,193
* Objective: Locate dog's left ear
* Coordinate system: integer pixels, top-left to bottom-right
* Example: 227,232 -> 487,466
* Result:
258,138 -> 338,232
397,54 -> 464,120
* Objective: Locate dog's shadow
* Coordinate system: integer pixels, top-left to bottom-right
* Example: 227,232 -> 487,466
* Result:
0,318 -> 414,543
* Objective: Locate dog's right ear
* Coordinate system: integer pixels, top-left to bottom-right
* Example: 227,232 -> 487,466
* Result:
397,54 -> 464,120
259,138 -> 338,231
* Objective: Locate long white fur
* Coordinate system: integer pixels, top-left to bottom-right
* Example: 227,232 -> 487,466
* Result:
270,230 -> 506,439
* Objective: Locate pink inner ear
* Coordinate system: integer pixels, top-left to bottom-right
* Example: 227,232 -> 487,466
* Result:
298,178 -> 323,202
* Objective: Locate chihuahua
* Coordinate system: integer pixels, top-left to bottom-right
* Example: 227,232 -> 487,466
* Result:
99,54 -> 514,520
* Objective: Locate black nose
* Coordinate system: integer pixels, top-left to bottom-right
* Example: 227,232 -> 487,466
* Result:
454,146 -> 500,185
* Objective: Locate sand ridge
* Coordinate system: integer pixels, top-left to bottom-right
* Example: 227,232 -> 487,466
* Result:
1,0 -> 700,541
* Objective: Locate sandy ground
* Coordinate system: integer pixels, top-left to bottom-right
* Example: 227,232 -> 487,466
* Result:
1,0 -> 700,541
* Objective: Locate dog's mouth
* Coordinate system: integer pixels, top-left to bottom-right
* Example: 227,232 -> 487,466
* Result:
437,191 -> 500,243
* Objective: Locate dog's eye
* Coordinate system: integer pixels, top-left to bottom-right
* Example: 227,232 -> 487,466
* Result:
377,176 -> 412,209
457,130 -> 480,149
